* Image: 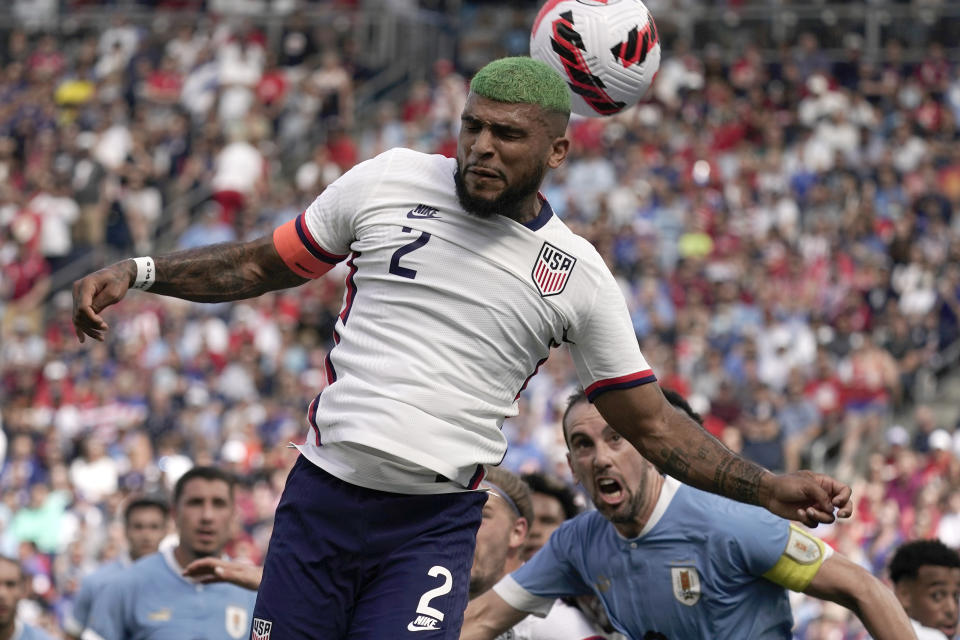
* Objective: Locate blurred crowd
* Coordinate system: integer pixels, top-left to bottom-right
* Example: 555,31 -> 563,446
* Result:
1,2 -> 960,637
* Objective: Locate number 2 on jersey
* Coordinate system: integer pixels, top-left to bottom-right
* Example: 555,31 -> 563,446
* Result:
389,227 -> 431,279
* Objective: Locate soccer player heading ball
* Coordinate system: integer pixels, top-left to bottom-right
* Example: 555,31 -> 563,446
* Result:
73,57 -> 852,639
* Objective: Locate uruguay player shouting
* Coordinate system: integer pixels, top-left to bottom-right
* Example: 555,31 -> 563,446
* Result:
462,390 -> 915,640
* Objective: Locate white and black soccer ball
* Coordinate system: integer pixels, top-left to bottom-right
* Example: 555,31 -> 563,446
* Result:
530,0 -> 661,117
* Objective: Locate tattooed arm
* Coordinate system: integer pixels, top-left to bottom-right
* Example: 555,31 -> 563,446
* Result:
73,236 -> 309,342
592,384 -> 853,526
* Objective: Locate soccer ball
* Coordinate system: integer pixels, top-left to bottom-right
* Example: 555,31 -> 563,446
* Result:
530,0 -> 661,117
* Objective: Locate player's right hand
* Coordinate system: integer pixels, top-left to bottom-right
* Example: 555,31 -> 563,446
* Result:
72,261 -> 135,343
182,557 -> 262,591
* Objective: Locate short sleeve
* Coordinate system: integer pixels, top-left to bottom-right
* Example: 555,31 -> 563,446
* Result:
498,522 -> 595,616
567,271 -> 655,401
726,505 -> 792,577
81,579 -> 128,640
273,151 -> 393,278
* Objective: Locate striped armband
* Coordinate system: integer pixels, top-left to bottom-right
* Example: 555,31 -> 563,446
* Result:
272,214 -> 347,279
762,524 -> 834,592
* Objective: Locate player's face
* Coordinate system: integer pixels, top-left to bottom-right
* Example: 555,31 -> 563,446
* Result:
456,93 -> 569,222
125,506 -> 168,561
174,478 -> 234,561
0,561 -> 23,628
897,565 -> 960,638
565,401 -> 661,537
523,492 -> 565,560
469,492 -> 524,598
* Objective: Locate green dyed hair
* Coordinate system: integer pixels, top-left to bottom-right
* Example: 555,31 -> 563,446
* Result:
470,57 -> 571,115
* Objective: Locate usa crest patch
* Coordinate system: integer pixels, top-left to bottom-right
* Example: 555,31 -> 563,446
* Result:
670,566 -> 701,606
251,617 -> 273,640
532,242 -> 576,297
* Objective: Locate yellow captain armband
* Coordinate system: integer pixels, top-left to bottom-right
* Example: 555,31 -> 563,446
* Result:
762,524 -> 834,592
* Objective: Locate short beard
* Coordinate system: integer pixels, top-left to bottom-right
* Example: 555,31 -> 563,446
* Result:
454,161 -> 545,222
607,494 -> 643,526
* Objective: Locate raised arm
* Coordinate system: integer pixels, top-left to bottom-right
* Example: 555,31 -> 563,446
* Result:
593,384 -> 852,526
803,553 -> 917,640
459,589 -> 529,640
73,235 -> 308,343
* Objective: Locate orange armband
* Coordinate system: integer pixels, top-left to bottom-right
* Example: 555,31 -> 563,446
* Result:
273,215 -> 347,279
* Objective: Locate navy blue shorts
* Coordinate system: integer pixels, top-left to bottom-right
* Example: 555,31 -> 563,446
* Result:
250,455 -> 486,640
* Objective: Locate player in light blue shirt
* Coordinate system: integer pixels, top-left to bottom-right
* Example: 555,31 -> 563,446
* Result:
463,390 -> 915,640
65,496 -> 169,638
81,468 -> 256,640
0,555 -> 55,640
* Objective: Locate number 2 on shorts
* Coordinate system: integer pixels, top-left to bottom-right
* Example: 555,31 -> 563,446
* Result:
415,565 -> 452,621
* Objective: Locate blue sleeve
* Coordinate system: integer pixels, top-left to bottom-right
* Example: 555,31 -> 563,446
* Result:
65,577 -> 95,636
510,519 -> 594,598
82,577 -> 129,640
717,500 -> 791,576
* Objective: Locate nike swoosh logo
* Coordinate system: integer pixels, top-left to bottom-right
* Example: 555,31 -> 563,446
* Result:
407,212 -> 441,219
407,622 -> 439,632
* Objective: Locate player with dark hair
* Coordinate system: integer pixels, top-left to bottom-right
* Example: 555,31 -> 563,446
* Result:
73,56 -> 850,639
65,496 -> 169,638
81,468 -> 255,640
0,556 -> 55,639
462,389 -> 914,640
520,472 -> 579,560
890,539 -> 960,639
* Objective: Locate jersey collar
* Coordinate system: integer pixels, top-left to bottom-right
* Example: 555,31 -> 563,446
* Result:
617,475 -> 682,542
519,194 -> 554,231
161,545 -> 195,585
161,544 -> 232,586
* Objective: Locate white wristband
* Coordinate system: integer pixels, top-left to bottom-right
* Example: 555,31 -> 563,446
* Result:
131,257 -> 156,291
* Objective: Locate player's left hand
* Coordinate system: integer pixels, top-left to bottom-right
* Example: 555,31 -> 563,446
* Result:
763,471 -> 853,527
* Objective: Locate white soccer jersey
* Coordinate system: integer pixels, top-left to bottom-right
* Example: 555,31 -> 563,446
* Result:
278,148 -> 654,493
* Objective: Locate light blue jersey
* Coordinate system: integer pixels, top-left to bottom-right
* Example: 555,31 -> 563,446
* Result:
496,476 -> 795,640
64,556 -> 130,636
81,547 -> 256,640
14,621 -> 56,640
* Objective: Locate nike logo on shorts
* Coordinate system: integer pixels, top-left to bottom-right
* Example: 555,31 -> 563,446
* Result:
407,615 -> 441,631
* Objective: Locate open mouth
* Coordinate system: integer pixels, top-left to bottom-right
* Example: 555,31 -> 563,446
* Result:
596,477 -> 624,505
